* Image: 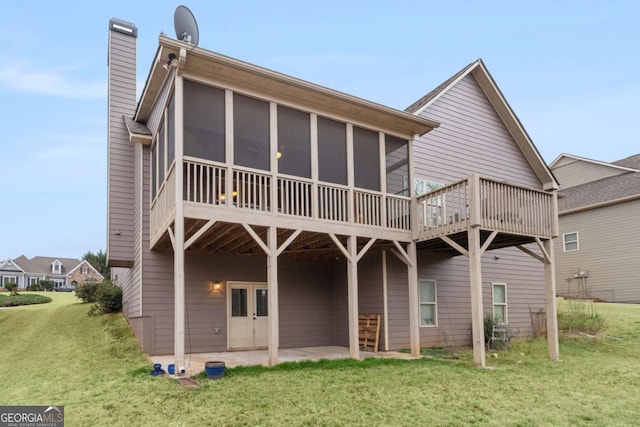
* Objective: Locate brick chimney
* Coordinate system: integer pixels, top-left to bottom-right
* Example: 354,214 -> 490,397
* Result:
107,19 -> 137,268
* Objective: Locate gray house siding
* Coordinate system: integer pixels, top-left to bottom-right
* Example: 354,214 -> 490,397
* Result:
553,159 -> 626,189
386,246 -> 545,350
107,24 -> 137,266
414,74 -> 541,189
555,199 -> 640,302
144,254 -> 340,355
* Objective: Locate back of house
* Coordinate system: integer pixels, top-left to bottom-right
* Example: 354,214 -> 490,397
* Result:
107,13 -> 560,370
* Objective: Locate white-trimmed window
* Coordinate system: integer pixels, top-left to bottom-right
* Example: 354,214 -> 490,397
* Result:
52,261 -> 62,274
53,279 -> 65,289
419,280 -> 437,326
29,277 -> 39,286
563,232 -> 579,252
2,276 -> 17,287
492,283 -> 508,325
81,266 -> 88,275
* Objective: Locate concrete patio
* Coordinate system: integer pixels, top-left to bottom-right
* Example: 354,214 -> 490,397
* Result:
150,346 -> 421,376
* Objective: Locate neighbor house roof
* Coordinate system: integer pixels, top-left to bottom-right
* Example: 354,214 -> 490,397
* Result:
405,58 -> 558,191
27,257 -> 82,275
558,171 -> 640,214
550,153 -> 639,172
612,153 -> 640,170
12,255 -> 35,273
66,260 -> 104,279
134,35 -> 439,139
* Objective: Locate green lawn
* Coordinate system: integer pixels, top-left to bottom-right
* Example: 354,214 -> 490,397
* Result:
1,293 -> 639,426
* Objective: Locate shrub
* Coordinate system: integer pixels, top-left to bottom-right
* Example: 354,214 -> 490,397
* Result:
4,282 -> 18,296
39,280 -> 54,291
0,294 -> 51,307
483,314 -> 495,346
88,280 -> 122,315
557,299 -> 605,334
75,280 -> 100,303
27,283 -> 42,291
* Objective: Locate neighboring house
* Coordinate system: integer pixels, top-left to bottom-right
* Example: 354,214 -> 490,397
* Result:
107,18 -> 560,371
0,256 -> 103,289
550,153 -> 640,302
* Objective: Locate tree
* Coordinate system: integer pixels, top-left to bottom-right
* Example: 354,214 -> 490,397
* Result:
82,250 -> 110,280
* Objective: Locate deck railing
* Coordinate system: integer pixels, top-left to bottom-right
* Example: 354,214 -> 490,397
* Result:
150,158 -> 413,238
151,163 -> 555,243
416,175 -> 555,241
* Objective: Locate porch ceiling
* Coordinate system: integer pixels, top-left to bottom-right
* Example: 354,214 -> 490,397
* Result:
154,219 -> 393,261
416,230 -> 537,256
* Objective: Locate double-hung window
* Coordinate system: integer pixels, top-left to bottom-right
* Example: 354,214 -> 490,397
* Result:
492,283 -> 508,325
419,280 -> 437,326
563,232 -> 579,252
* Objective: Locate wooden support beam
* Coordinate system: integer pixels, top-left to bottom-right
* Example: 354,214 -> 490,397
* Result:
347,236 -> 360,360
173,71 -> 186,375
184,220 -> 216,250
277,229 -> 303,256
242,223 -> 269,254
167,225 -> 176,250
480,230 -> 499,255
356,238 -> 377,262
534,237 -> 551,263
329,233 -> 351,261
382,250 -> 389,352
267,226 -> 279,366
517,244 -> 544,263
391,240 -> 412,267
544,238 -> 560,361
468,226 -> 486,368
441,236 -> 469,257
407,242 -> 420,357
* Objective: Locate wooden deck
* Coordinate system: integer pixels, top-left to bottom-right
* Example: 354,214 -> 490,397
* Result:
415,174 -> 557,253
150,161 -> 556,258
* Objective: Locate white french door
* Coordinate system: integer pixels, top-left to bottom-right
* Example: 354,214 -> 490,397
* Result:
227,282 -> 269,350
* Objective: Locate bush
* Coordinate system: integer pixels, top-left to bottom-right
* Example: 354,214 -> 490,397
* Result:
0,294 -> 51,307
88,280 -> 122,315
4,282 -> 18,296
558,299 -> 605,334
39,280 -> 54,291
27,283 -> 42,291
75,280 -> 100,303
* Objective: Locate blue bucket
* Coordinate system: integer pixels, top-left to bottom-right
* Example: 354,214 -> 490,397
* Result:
205,361 -> 225,379
168,364 -> 175,375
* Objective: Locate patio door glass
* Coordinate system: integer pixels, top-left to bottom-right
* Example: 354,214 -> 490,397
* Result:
228,283 -> 268,349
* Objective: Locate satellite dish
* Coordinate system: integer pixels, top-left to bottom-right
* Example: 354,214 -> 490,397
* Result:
174,5 -> 199,46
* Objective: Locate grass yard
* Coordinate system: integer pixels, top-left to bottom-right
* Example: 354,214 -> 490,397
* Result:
1,294 -> 639,426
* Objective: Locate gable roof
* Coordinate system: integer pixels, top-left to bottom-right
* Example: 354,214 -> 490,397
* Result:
612,153 -> 640,170
12,255 -> 37,273
66,260 -> 104,279
550,153 -> 638,173
406,59 -> 558,191
135,35 -> 439,139
0,258 -> 26,273
558,171 -> 640,213
28,257 -> 82,275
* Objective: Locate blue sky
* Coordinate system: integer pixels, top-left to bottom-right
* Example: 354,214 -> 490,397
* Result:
1,1 -> 638,260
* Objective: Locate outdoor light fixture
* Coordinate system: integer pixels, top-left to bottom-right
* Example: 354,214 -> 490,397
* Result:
210,281 -> 223,293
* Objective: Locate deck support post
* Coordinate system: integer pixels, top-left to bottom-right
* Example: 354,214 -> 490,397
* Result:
543,239 -> 560,360
407,242 -> 420,357
173,70 -> 186,375
347,235 -> 360,360
267,226 -> 279,366
468,226 -> 486,368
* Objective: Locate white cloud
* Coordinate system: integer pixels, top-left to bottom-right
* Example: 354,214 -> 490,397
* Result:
0,61 -> 106,99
